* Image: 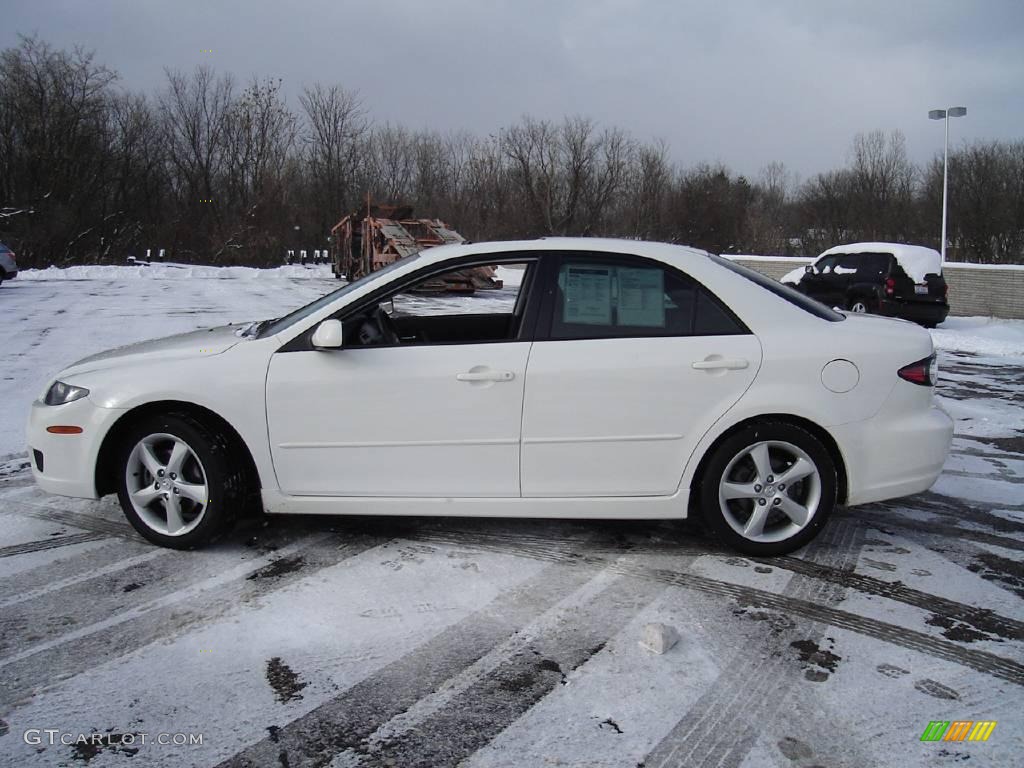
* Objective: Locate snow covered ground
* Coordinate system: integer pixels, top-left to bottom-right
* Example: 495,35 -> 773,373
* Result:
0,265 -> 1022,767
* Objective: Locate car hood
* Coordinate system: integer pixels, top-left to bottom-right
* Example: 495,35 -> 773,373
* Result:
59,324 -> 247,379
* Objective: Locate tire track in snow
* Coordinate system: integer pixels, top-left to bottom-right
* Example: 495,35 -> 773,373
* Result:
5,498 -> 137,538
216,557 -> 605,768
0,532 -> 383,708
839,505 -> 1024,553
0,531 -> 106,558
763,552 -> 1024,641
416,523 -> 1024,686
354,572 -> 668,768
0,549 -> 168,609
0,533 -> 161,604
643,519 -> 868,768
412,524 -> 1024,645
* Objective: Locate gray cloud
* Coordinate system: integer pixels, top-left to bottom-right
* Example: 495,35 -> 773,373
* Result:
3,0 -> 1021,177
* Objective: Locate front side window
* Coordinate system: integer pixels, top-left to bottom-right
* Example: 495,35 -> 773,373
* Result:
259,253 -> 421,338
345,260 -> 536,347
550,258 -> 745,340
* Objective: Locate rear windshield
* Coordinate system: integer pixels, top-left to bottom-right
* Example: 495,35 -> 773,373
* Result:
712,256 -> 845,322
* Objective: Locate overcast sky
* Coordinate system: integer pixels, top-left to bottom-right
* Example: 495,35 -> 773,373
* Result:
3,0 -> 1022,179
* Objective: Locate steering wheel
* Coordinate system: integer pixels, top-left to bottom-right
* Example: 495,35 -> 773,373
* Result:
374,304 -> 401,345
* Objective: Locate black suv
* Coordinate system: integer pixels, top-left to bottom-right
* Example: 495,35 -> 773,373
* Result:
786,246 -> 949,327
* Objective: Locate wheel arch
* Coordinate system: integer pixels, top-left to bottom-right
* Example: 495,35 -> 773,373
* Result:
687,413 -> 849,514
95,400 -> 262,499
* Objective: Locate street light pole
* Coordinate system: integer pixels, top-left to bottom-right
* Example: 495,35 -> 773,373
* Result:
928,106 -> 967,264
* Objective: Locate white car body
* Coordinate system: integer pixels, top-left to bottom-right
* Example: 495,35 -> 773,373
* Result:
27,238 -> 953,551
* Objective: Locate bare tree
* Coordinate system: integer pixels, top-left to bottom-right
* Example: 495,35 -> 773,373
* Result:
298,83 -> 366,226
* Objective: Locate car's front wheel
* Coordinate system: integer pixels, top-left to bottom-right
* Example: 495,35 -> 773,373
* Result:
116,412 -> 244,549
698,422 -> 837,556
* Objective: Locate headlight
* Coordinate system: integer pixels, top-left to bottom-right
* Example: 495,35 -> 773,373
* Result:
44,381 -> 90,406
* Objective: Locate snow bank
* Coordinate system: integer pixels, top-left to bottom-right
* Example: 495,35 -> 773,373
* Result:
819,242 -> 941,283
18,263 -> 334,281
932,316 -> 1024,357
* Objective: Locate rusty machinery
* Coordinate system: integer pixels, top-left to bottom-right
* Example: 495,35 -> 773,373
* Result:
330,203 -> 501,292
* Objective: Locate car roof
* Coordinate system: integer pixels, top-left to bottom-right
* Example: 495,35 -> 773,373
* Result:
411,237 -> 715,271
818,241 -> 942,281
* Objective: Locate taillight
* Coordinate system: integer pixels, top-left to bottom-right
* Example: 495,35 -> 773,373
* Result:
885,277 -> 895,296
898,354 -> 938,386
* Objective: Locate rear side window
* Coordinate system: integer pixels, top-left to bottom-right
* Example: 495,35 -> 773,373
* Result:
550,259 -> 746,339
712,256 -> 845,322
839,252 -> 891,280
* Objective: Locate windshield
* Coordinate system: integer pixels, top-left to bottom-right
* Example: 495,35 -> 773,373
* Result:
712,255 -> 845,322
257,253 -> 421,338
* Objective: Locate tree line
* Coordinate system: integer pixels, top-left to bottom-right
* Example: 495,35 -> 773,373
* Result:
2,35 -> 1022,269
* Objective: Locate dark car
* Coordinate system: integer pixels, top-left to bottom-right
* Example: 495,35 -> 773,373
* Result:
0,242 -> 18,286
783,243 -> 949,327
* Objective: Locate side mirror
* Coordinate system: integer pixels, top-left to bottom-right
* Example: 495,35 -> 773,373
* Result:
805,265 -> 814,274
311,319 -> 344,349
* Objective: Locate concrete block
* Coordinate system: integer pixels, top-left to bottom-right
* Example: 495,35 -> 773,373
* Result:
639,622 -> 680,654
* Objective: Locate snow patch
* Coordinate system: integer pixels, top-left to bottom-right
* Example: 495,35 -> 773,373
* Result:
931,317 -> 1024,358
18,263 -> 334,281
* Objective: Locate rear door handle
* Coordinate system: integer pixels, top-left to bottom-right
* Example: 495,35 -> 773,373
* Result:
456,369 -> 515,382
692,358 -> 749,371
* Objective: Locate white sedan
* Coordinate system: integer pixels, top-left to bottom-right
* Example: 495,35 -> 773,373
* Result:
27,239 -> 953,555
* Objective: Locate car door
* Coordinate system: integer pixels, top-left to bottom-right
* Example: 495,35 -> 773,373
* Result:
265,257 -> 539,497
520,253 -> 762,498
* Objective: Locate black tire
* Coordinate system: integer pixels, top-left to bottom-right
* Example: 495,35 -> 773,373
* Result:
115,412 -> 246,549
697,421 -> 837,556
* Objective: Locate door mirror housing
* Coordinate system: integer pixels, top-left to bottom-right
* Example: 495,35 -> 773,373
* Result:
311,319 -> 344,349
805,264 -> 814,274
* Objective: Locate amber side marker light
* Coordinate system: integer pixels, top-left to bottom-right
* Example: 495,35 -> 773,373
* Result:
46,426 -> 83,434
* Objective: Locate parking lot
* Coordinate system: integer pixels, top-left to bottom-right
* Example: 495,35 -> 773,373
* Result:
0,270 -> 1022,767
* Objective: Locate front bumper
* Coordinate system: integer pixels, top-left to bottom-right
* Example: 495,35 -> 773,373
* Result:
26,396 -> 125,499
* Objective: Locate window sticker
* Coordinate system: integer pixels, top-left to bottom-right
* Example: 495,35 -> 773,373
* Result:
616,267 -> 665,327
563,266 -> 613,325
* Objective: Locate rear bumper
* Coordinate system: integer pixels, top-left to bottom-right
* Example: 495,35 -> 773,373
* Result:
26,397 -> 124,499
1,268 -> 15,279
832,398 -> 953,506
878,298 -> 948,324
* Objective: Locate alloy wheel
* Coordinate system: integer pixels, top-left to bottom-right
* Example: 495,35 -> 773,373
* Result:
125,433 -> 209,536
717,440 -> 822,544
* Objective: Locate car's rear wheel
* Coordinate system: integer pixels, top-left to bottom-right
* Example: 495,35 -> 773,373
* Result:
115,412 -> 244,549
848,298 -> 872,314
698,422 -> 836,556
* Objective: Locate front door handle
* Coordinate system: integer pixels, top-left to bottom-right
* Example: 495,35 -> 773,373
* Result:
456,369 -> 515,382
692,358 -> 749,371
